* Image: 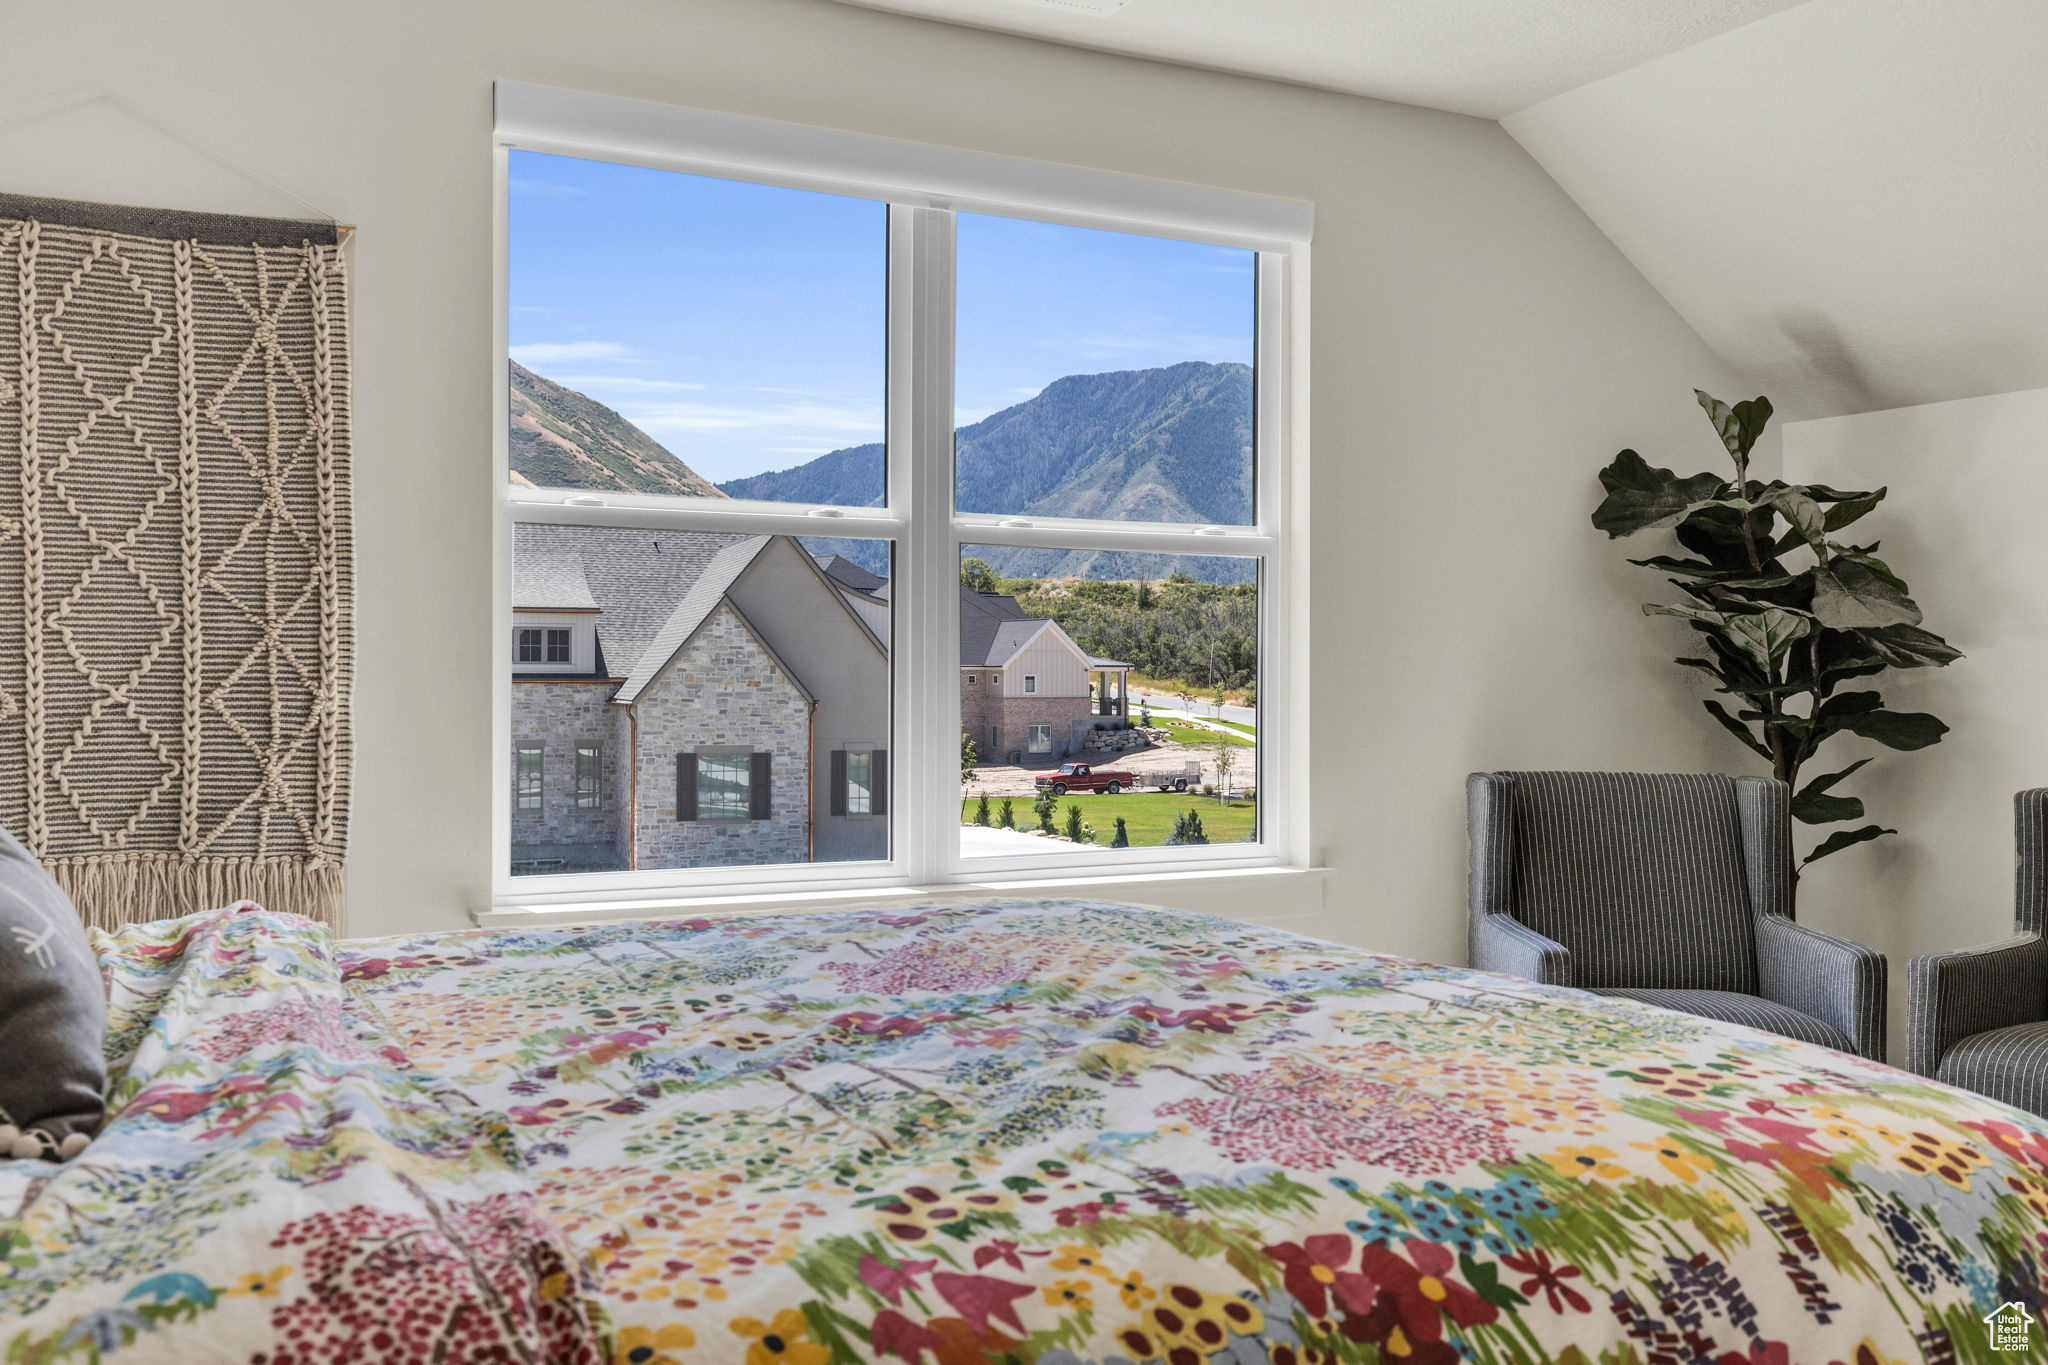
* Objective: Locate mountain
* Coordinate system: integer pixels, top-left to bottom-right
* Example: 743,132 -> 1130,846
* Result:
724,361 -> 1254,581
508,360 -> 726,499
510,360 -> 1255,583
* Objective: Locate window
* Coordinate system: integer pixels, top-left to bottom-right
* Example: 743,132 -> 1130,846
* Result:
515,744 -> 543,809
498,84 -> 1301,901
514,625 -> 575,667
682,750 -> 762,822
832,747 -> 885,818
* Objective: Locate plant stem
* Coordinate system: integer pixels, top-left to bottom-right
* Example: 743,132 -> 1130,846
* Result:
1732,454 -> 1763,573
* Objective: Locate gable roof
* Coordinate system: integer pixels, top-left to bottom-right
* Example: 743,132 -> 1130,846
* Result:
812,554 -> 887,595
960,588 -> 1039,667
513,524 -> 770,687
512,546 -> 598,611
613,537 -> 775,704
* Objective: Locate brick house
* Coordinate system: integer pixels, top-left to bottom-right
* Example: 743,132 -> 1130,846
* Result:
957,588 -> 1131,766
511,525 -> 889,874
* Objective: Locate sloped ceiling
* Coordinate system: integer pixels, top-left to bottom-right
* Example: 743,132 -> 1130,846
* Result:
832,0 -> 2047,421
1500,0 -> 2048,420
826,0 -> 1810,119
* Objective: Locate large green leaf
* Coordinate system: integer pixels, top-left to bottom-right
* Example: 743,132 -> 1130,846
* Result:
1702,700 -> 1772,760
1822,487 -> 1887,532
1831,546 -> 1909,592
1789,758 -> 1873,825
1810,557 -> 1922,630
1627,555 -> 1794,589
1835,708 -> 1948,751
1764,489 -> 1828,551
1675,504 -> 1783,572
1593,450 -> 1728,538
1859,624 -> 1963,668
1721,608 -> 1813,674
1801,823 -> 1895,866
1695,390 -> 1775,460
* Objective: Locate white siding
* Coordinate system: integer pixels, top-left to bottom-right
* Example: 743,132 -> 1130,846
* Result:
1002,626 -> 1092,698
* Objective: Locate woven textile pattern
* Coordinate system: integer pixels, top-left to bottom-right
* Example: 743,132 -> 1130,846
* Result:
0,212 -> 351,928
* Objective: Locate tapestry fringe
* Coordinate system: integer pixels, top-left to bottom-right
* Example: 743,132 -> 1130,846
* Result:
42,855 -> 344,933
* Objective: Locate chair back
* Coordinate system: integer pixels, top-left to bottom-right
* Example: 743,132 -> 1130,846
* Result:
1490,771 -> 1760,993
2018,789 -> 2048,937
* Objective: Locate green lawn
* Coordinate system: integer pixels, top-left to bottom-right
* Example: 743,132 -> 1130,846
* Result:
1153,717 -> 1254,748
962,792 -> 1256,847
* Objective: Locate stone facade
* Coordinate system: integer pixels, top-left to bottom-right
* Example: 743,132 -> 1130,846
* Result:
510,680 -> 629,871
963,690 -> 1096,765
632,603 -> 811,869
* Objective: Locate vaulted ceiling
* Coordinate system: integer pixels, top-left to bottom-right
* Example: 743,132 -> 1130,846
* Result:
831,0 -> 2048,420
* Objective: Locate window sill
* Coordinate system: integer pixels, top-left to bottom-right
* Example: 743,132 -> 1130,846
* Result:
474,865 -> 1327,930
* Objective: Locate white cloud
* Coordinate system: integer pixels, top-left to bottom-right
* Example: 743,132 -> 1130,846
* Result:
550,374 -> 707,393
509,340 -> 632,365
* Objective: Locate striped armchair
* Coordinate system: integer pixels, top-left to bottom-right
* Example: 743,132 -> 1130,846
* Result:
1468,771 -> 1888,1061
1907,789 -> 2048,1116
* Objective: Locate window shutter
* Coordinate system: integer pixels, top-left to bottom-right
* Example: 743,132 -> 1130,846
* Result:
749,752 -> 772,820
829,750 -> 848,816
676,752 -> 698,821
871,750 -> 887,816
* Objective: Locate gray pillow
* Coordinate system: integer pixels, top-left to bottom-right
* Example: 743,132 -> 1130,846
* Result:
0,825 -> 105,1160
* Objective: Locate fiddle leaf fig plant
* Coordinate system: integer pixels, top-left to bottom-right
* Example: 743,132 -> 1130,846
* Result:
1593,390 -> 1960,873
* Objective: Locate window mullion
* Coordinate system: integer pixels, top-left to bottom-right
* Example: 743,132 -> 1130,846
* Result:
900,205 -> 957,886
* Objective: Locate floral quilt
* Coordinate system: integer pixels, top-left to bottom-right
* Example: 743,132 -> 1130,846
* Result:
338,899 -> 2048,1365
0,904 -> 604,1364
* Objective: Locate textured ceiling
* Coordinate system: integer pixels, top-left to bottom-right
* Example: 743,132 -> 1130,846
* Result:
824,0 -> 1812,118
1505,0 -> 2048,418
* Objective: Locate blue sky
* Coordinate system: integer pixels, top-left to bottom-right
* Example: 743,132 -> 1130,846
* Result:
509,150 -> 1254,486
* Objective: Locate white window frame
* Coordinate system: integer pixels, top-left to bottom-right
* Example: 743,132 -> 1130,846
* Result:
693,747 -> 757,823
1026,724 -> 1054,754
490,82 -> 1311,914
510,613 -> 597,674
1022,673 -> 1037,695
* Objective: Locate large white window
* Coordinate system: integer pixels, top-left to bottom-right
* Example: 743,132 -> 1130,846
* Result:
494,82 -> 1307,908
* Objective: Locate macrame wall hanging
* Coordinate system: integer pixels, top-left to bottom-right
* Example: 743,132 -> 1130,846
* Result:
0,192 -> 353,929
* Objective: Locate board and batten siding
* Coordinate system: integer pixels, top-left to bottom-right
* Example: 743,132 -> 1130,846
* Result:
1002,627 -> 1092,698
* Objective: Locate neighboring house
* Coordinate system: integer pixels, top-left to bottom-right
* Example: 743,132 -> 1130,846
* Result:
957,588 -> 1131,765
511,526 -> 889,874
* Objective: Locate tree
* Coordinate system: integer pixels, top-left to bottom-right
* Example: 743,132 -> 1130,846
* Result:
1065,803 -> 1090,843
960,733 -> 979,786
1111,816 -> 1129,848
1139,700 -> 1153,727
1034,790 -> 1058,833
1212,737 -> 1238,802
974,792 -> 991,826
999,797 -> 1016,829
960,558 -> 999,593
1211,681 -> 1229,716
1175,686 -> 1196,718
1165,809 -> 1209,846
1593,389 -> 1959,880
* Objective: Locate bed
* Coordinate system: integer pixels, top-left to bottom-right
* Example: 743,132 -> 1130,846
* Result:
4,898 -> 2044,1364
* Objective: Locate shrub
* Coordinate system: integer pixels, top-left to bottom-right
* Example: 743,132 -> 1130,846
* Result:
1065,803 -> 1090,843
1112,816 -> 1129,848
1166,809 -> 1210,846
974,792 -> 991,826
999,797 -> 1016,829
1034,791 -> 1057,833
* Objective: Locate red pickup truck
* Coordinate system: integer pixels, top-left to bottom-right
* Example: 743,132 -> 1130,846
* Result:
1033,763 -> 1135,796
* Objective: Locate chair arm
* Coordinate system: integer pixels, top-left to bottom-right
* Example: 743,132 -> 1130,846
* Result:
1755,915 -> 1889,1062
1907,933 -> 2048,1078
1470,913 -> 1573,986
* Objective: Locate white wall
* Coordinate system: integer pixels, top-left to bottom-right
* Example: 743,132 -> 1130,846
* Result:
1505,0 -> 2048,421
7,0 -> 1745,949
1784,388 -> 2048,1002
